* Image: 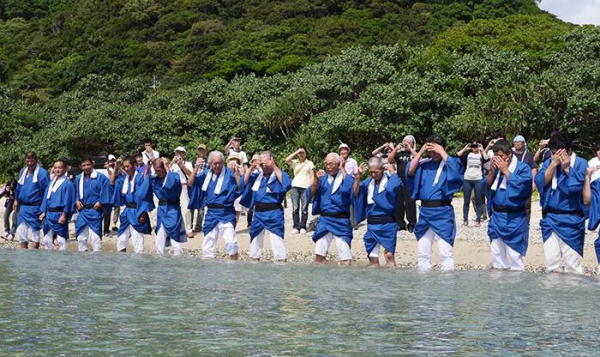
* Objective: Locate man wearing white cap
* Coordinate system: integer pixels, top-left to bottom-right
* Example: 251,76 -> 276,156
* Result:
513,135 -> 537,223
171,146 -> 194,238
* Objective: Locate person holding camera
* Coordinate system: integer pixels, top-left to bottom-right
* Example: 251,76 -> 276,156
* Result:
388,135 -> 418,232
458,141 -> 489,227
285,147 -> 314,234
372,142 -> 395,164
224,137 -> 248,167
1,176 -> 17,240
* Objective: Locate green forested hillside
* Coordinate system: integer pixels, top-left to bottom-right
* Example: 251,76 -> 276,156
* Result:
1,0 -> 542,93
2,0 -> 598,178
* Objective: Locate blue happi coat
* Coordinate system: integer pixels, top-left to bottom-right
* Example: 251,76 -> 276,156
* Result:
240,171 -> 292,241
487,160 -> 532,256
535,156 -> 588,256
188,167 -> 243,235
406,157 -> 463,246
147,172 -> 186,243
310,172 -> 354,246
16,166 -> 50,231
75,171 -> 113,238
40,176 -> 76,239
586,179 -> 600,263
354,173 -> 402,255
112,172 -> 154,236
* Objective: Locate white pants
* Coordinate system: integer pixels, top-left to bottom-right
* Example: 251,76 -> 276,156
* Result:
368,244 -> 383,258
544,232 -> 583,274
314,233 -> 353,261
43,229 -> 67,251
250,229 -> 287,261
155,226 -> 183,256
17,223 -> 41,243
180,186 -> 192,234
116,226 -> 145,254
77,226 -> 102,252
418,228 -> 454,271
202,222 -> 238,259
490,239 -> 524,271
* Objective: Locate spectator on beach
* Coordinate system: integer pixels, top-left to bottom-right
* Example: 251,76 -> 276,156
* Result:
353,157 -> 403,267
407,135 -> 463,271
457,141 -> 488,227
191,144 -> 208,233
224,137 -> 248,167
535,131 -> 587,274
309,153 -> 355,265
141,139 -> 160,166
512,135 -> 538,223
388,135 -> 417,232
285,147 -> 314,234
14,151 -> 50,249
486,140 -> 532,271
188,151 -> 243,260
371,142 -> 395,165
1,176 -> 17,240
241,151 -> 291,262
587,144 -> 600,184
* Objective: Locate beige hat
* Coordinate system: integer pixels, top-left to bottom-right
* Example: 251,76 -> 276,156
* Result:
174,146 -> 186,153
250,154 -> 261,163
197,144 -> 206,150
338,143 -> 350,152
227,152 -> 242,164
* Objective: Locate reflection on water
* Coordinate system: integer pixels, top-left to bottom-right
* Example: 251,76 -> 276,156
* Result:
0,250 -> 599,356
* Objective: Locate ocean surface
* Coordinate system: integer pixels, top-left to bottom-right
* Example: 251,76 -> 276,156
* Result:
0,249 -> 598,356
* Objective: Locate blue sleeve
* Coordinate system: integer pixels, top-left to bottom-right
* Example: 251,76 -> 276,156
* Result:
353,180 -> 369,224
444,157 -> 463,195
588,180 -> 600,230
98,174 -> 113,207
507,164 -> 533,200
64,181 -> 76,214
112,176 -> 124,207
39,170 -> 50,196
559,159 -> 586,195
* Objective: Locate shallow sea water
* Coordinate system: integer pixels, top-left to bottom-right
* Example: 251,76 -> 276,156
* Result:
0,249 -> 598,356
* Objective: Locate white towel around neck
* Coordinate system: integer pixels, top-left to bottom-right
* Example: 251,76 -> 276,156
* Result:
490,155 -> 518,191
18,165 -> 40,185
46,175 -> 67,199
252,171 -> 276,193
552,153 -> 576,190
433,160 -> 445,186
329,172 -> 343,194
122,172 -> 138,194
79,169 -> 98,199
202,169 -> 225,194
367,175 -> 388,205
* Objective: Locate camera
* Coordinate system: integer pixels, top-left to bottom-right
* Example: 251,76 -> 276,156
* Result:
469,141 -> 479,148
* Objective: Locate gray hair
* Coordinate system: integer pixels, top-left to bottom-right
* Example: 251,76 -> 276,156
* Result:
208,151 -> 224,165
260,150 -> 274,160
325,152 -> 340,164
368,156 -> 384,169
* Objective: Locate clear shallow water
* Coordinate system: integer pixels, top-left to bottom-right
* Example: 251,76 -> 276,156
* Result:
0,250 -> 599,356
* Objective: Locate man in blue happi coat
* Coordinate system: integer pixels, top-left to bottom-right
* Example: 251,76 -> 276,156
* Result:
535,131 -> 587,274
145,158 -> 187,256
309,153 -> 355,265
241,151 -> 291,262
111,157 -> 154,254
40,159 -> 76,251
75,156 -> 113,252
14,151 -> 50,249
353,157 -> 402,267
486,140 -> 532,271
188,151 -> 243,260
406,134 -> 463,271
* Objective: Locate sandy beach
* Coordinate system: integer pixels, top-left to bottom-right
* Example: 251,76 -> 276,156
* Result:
2,196 -> 599,274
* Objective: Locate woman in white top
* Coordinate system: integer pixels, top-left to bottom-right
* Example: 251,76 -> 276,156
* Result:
458,142 -> 488,227
285,147 -> 315,234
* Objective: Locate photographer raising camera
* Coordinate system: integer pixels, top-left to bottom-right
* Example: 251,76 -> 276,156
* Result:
458,141 -> 489,227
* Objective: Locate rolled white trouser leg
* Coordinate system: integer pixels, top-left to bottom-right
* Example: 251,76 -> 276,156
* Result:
56,236 -> 68,251
368,244 -> 382,258
268,231 -> 287,261
314,233 -> 334,257
221,223 -> 238,256
44,230 -> 54,250
155,226 -> 167,256
417,228 -> 435,271
437,236 -> 454,271
171,239 -> 183,256
88,229 -> 102,252
116,226 -> 130,252
249,229 -> 265,259
131,228 -> 145,254
334,235 -> 352,261
77,227 -> 89,252
202,226 -> 219,259
181,188 -> 192,234
506,244 -> 525,271
490,239 -> 509,269
17,223 -> 30,243
31,227 -> 41,243
544,232 -> 562,272
560,236 -> 583,274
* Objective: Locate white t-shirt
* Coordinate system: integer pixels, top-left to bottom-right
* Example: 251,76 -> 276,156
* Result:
171,161 -> 193,184
291,159 -> 315,188
589,157 -> 600,183
142,150 -> 160,165
464,153 -> 483,181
